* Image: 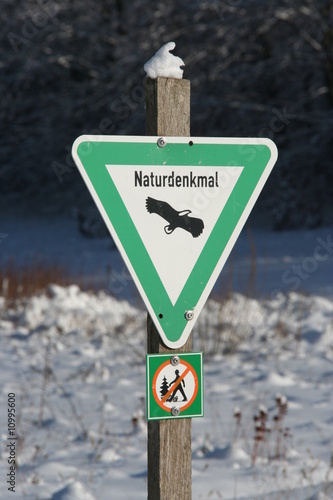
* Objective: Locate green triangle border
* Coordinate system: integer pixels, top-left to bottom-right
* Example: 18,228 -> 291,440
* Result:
73,137 -> 277,347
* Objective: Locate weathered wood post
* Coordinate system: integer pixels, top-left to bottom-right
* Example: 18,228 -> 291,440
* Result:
146,76 -> 192,500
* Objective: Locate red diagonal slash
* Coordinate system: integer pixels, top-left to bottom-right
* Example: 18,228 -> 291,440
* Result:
161,366 -> 191,404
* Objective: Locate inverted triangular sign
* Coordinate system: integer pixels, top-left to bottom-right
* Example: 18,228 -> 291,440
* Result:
72,136 -> 277,348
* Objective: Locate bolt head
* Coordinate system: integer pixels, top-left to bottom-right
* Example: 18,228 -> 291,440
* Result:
171,406 -> 180,417
185,310 -> 194,321
157,137 -> 166,148
170,355 -> 180,366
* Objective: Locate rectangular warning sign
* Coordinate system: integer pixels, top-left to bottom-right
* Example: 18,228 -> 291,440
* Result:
146,352 -> 203,421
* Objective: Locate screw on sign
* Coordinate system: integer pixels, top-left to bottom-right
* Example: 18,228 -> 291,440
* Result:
146,353 -> 203,420
170,355 -> 180,367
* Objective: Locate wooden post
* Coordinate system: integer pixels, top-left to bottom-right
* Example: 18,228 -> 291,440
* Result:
146,77 -> 192,500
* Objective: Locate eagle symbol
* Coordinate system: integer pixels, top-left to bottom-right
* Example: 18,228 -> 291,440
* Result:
145,197 -> 204,238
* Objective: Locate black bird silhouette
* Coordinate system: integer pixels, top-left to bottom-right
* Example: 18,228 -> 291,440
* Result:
145,197 -> 204,238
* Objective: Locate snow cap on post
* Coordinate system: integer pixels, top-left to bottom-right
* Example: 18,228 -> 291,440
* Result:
144,42 -> 184,79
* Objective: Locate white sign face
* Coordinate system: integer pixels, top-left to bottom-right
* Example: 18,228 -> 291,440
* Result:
107,165 -> 243,305
154,362 -> 196,407
72,135 -> 278,348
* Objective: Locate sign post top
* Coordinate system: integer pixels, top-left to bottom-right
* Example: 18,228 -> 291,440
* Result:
72,135 -> 277,348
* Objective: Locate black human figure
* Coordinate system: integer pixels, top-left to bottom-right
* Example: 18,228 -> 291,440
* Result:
167,369 -> 188,402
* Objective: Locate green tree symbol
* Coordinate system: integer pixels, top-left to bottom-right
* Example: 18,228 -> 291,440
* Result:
159,375 -> 169,399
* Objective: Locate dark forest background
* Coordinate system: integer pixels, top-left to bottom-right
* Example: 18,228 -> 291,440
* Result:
1,0 -> 333,232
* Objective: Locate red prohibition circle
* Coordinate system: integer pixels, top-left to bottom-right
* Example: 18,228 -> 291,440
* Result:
152,359 -> 198,412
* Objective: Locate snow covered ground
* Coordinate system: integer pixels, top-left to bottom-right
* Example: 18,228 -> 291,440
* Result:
0,217 -> 333,499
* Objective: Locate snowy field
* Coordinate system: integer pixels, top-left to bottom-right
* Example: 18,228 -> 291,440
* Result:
0,218 -> 333,499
